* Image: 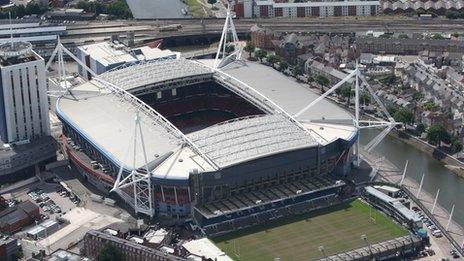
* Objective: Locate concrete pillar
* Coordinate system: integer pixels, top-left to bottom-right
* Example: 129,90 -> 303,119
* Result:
446,204 -> 455,231
416,173 -> 425,199
399,160 -> 408,186
431,188 -> 440,215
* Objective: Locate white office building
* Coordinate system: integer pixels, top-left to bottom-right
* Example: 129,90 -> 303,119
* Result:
0,41 -> 50,144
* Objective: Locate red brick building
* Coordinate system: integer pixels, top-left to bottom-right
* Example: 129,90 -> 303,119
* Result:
0,201 -> 40,234
250,24 -> 277,50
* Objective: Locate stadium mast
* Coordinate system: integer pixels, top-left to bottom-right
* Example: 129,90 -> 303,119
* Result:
213,3 -> 243,69
293,64 -> 401,166
111,110 -> 154,217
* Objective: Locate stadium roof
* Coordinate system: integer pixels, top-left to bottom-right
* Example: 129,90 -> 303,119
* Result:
57,86 -> 184,170
188,114 -> 317,168
56,59 -> 356,176
99,59 -> 213,92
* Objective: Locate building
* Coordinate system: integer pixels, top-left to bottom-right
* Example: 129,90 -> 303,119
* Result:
0,42 -> 50,143
305,59 -> 354,86
365,186 -> 422,229
0,41 -> 56,184
356,36 -> 464,55
0,234 -> 19,261
55,55 -> 357,234
84,230 -> 186,261
76,40 -> 180,80
182,238 -> 231,261
26,219 -> 61,240
0,200 -> 40,234
275,33 -> 306,64
252,0 -> 380,18
250,24 -> 276,50
382,0 -> 464,15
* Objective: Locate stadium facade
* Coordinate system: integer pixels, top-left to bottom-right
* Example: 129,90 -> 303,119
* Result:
54,58 -> 358,230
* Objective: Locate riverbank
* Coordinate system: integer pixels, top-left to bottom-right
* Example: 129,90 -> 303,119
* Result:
388,129 -> 464,178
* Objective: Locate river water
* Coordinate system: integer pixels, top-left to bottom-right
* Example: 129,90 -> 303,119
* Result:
360,129 -> 464,227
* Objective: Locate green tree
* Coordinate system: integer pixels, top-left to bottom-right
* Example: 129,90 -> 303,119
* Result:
413,91 -> 424,101
393,108 -> 414,125
291,66 -> 302,78
398,33 -> 409,39
315,75 -> 330,92
415,123 -> 426,134
244,42 -> 255,57
339,85 -> 353,106
378,74 -> 398,85
451,136 -> 463,153
432,34 -> 446,40
98,243 -> 122,261
360,91 -> 370,105
254,49 -> 267,62
107,1 -> 132,19
266,54 -> 280,65
279,61 -> 288,71
427,124 -> 451,145
224,44 -> 235,54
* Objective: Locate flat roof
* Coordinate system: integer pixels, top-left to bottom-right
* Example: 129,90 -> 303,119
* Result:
56,85 -> 182,170
183,238 -> 232,261
220,61 -> 355,131
79,42 -> 137,67
0,26 -> 66,36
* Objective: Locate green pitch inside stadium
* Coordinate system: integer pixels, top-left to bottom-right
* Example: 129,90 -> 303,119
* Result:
212,199 -> 407,261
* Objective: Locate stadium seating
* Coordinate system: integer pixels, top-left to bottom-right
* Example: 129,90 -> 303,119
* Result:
138,82 -> 265,133
195,176 -> 347,236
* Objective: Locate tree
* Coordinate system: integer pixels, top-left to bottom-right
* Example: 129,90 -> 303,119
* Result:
398,33 -> 409,39
266,54 -> 280,65
360,91 -> 370,105
427,124 -> 451,146
98,243 -> 122,261
244,42 -> 255,57
254,49 -> 267,62
315,75 -> 330,92
279,61 -> 288,72
340,85 -> 353,106
107,1 -> 132,19
207,0 -> 217,4
432,34 -> 446,40
393,108 -> 414,125
451,136 -> 463,153
291,66 -> 302,78
415,123 -> 426,134
224,44 -> 235,54
412,91 -> 424,101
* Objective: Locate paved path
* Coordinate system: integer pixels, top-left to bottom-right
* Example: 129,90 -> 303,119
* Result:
360,149 -> 464,256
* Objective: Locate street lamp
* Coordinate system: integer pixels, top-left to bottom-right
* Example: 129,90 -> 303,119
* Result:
319,245 -> 328,259
361,234 -> 372,256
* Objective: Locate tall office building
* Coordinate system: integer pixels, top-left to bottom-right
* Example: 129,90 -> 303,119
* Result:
0,41 -> 50,144
0,41 -> 55,184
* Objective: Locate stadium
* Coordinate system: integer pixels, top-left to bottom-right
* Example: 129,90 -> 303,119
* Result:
54,56 -> 358,234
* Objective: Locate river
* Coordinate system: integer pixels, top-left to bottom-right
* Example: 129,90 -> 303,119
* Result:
360,129 -> 464,228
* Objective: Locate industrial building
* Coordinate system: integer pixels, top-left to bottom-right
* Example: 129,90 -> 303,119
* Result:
0,234 -> 19,261
84,230 -> 186,261
0,41 -> 56,184
0,200 -> 40,234
76,40 -> 180,80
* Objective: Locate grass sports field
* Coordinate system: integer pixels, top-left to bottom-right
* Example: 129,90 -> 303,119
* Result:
212,199 -> 407,261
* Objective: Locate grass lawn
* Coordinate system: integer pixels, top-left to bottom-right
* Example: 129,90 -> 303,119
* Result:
212,199 -> 407,261
184,0 -> 211,18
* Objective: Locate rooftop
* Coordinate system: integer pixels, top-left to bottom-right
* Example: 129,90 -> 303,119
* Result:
79,41 -> 137,67
188,114 -> 317,168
